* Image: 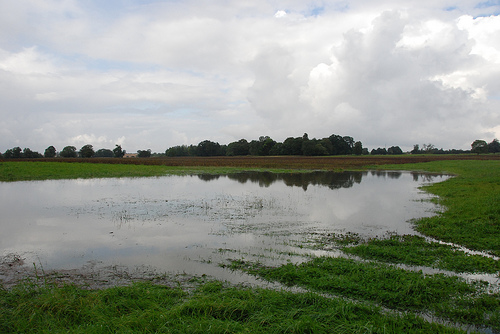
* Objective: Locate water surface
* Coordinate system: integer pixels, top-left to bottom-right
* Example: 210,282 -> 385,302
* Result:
0,171 -> 447,283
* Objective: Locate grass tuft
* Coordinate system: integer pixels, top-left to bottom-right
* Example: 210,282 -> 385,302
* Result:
340,234 -> 500,274
231,257 -> 500,330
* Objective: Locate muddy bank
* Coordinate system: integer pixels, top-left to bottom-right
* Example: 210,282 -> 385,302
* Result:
0,253 -> 204,291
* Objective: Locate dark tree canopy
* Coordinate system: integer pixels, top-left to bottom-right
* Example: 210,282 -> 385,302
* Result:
257,136 -> 276,156
95,148 -> 114,157
22,148 -> 43,158
166,145 -> 189,157
60,146 -> 77,158
44,146 -> 57,158
371,148 -> 388,155
3,147 -> 43,158
353,141 -> 363,155
137,149 -> 152,158
328,135 -> 353,155
227,139 -> 249,156
197,140 -> 223,156
79,144 -> 95,158
488,139 -> 500,153
471,140 -> 488,154
302,138 -> 328,156
4,147 -> 22,159
387,146 -> 403,155
113,145 -> 125,158
282,137 -> 304,155
164,133 -> 363,157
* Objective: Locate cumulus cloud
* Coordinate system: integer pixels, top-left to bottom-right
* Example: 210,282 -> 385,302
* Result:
248,9 -> 500,149
0,0 -> 499,152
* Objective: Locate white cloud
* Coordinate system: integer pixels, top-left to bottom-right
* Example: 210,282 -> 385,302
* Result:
0,0 -> 499,153
69,134 -> 110,147
274,10 -> 287,18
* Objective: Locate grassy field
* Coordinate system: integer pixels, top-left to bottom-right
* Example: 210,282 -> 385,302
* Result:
378,159 -> 500,256
0,156 -> 499,333
229,256 -> 499,330
0,154 -> 498,181
1,280 -> 467,333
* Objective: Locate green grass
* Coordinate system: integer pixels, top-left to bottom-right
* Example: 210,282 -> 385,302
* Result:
376,160 -> 500,256
0,161 -> 251,181
339,234 -> 500,274
230,257 -> 500,331
0,280 -> 469,333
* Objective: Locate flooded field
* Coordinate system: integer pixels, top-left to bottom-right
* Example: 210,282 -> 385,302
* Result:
1,171 -> 448,285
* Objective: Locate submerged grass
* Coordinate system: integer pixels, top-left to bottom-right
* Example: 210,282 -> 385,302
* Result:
230,257 -> 500,331
340,234 -> 500,274
1,280 -> 469,333
376,160 -> 500,257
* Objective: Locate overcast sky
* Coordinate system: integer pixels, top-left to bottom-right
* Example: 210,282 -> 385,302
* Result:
1,0 -> 499,153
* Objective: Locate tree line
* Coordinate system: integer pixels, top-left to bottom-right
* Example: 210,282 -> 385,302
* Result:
166,134 -> 367,157
1,145 -> 126,159
1,136 -> 499,159
165,135 -> 500,157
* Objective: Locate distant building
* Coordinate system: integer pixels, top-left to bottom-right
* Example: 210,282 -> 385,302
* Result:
123,153 -> 138,158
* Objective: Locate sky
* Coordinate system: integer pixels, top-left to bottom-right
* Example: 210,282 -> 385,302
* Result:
1,0 -> 499,153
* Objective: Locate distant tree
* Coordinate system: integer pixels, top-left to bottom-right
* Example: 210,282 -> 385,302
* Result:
95,148 -> 114,157
343,136 -> 355,153
22,148 -> 32,158
3,147 -> 21,158
220,145 -> 227,156
113,145 -> 125,158
259,136 -> 276,156
22,148 -> 42,158
302,138 -> 328,156
187,145 -> 198,156
3,149 -> 13,159
60,146 -> 77,158
371,148 -> 387,155
10,147 -> 22,158
248,136 -> 276,156
197,140 -> 222,156
353,141 -> 363,155
411,144 -> 420,154
166,145 -> 189,157
137,149 -> 152,158
422,143 -> 436,154
488,139 -> 500,153
44,146 -> 56,158
79,144 -> 95,158
282,137 -> 303,155
248,140 -> 260,155
269,142 -> 283,155
387,146 -> 403,155
227,139 -> 249,156
13,147 -> 22,158
328,135 -> 352,155
319,138 -> 333,155
471,140 -> 488,154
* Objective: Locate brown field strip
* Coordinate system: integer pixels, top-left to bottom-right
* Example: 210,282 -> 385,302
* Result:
9,154 -> 500,170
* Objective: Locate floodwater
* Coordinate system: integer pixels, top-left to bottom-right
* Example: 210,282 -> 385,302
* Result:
1,171 -> 448,284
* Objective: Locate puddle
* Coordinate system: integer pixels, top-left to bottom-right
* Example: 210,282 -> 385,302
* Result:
0,171 -> 452,284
